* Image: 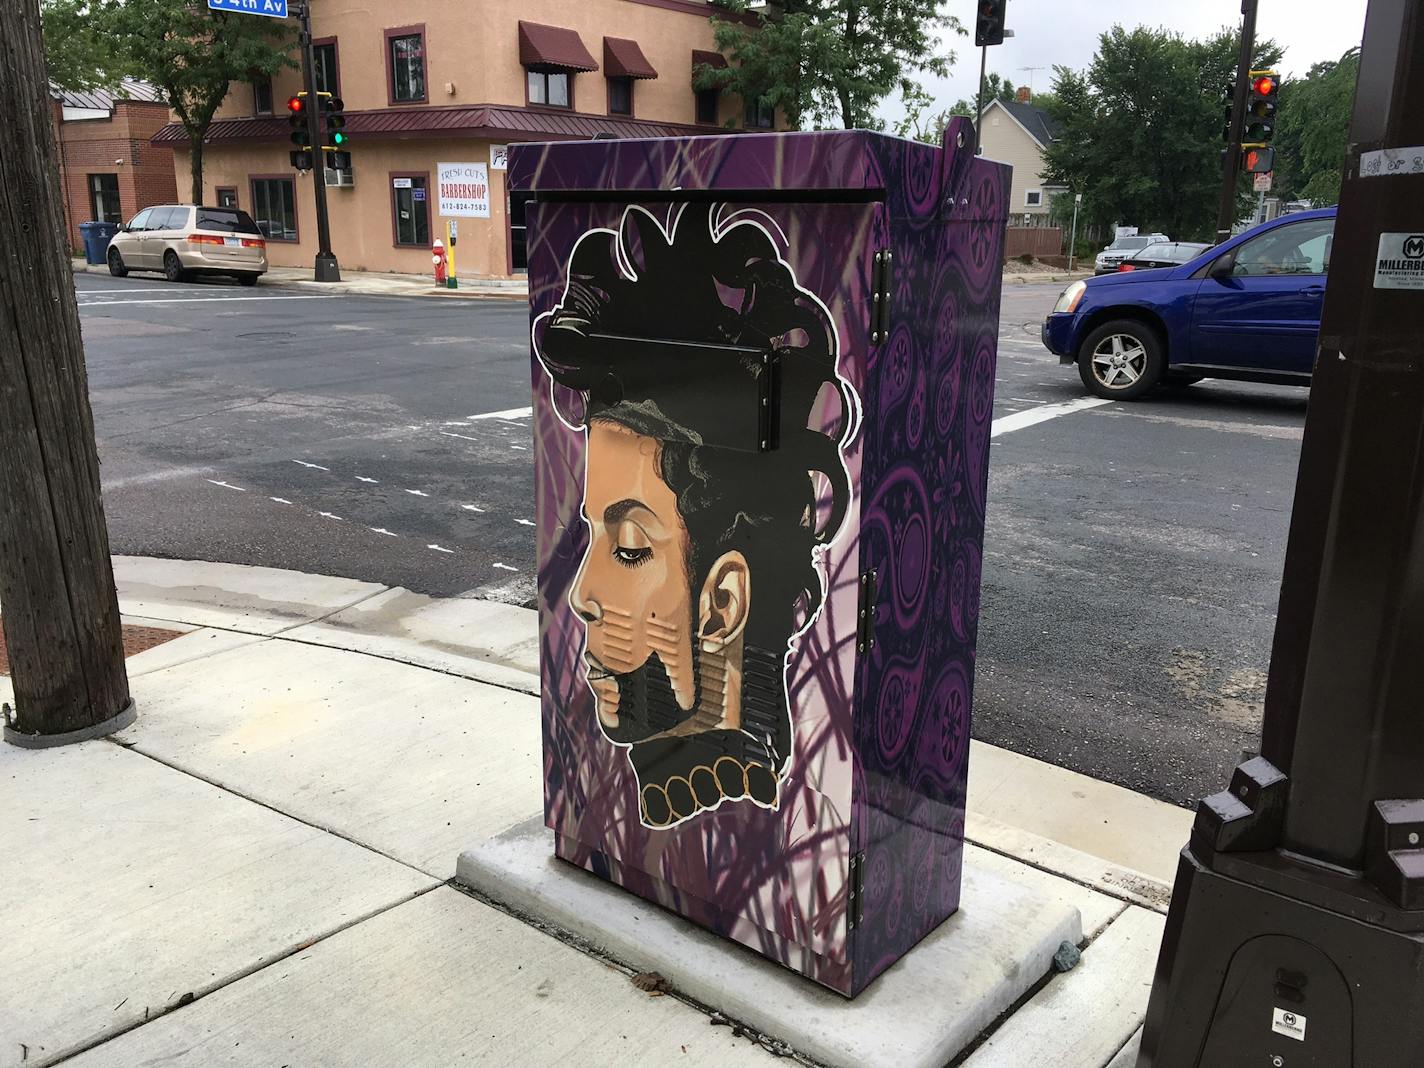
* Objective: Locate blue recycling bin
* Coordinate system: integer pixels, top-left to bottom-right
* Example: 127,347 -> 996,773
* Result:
80,221 -> 120,265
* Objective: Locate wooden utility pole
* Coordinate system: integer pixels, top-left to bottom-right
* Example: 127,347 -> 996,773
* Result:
0,0 -> 133,747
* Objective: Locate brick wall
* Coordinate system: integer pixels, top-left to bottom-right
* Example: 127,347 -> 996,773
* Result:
54,100 -> 178,251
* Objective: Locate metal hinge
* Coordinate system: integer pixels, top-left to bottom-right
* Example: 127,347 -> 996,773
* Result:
758,350 -> 781,452
870,249 -> 893,345
847,851 -> 867,932
856,569 -> 878,654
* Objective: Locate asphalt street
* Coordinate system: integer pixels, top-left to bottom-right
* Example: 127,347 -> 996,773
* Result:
77,271 -> 1310,806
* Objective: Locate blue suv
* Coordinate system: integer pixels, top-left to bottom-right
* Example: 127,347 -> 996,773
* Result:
1042,208 -> 1336,399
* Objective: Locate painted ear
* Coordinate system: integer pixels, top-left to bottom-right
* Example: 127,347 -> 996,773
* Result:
698,551 -> 750,649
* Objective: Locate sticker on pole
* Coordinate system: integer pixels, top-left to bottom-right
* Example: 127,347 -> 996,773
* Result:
1253,171 -> 1273,192
207,0 -> 289,18
1271,1007 -> 1307,1042
1374,233 -> 1424,290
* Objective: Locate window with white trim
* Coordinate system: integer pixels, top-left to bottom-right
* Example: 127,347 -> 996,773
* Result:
1025,189 -> 1043,207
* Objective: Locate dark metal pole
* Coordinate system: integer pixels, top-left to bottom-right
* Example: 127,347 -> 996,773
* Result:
973,44 -> 988,156
1138,1 -> 1424,1063
1214,0 -> 1257,245
298,0 -> 339,281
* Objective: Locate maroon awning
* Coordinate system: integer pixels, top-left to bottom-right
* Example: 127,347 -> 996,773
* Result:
691,49 -> 728,85
518,21 -> 598,72
604,37 -> 657,80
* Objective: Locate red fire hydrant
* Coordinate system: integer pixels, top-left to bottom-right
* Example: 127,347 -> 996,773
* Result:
432,239 -> 447,286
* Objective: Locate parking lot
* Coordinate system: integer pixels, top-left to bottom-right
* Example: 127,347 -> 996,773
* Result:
76,272 -> 1309,804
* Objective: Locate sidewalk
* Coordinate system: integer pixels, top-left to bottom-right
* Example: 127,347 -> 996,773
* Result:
0,557 -> 1188,1067
70,258 -> 528,300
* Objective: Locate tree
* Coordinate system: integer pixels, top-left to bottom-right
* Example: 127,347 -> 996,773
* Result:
43,0 -> 295,203
40,1 -> 126,91
700,0 -> 962,131
1041,26 -> 1282,241
947,71 -> 1017,118
1272,49 -> 1358,206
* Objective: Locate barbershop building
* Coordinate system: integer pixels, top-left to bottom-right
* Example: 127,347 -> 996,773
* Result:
154,0 -> 773,279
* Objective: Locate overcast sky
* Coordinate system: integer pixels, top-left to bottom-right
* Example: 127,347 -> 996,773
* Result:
876,0 -> 1369,126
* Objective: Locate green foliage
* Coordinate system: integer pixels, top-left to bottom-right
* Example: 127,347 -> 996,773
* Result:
1272,49 -> 1358,206
41,1 -> 128,91
1041,25 -> 1283,241
700,0 -> 963,131
948,71 -> 1017,118
42,0 -> 296,202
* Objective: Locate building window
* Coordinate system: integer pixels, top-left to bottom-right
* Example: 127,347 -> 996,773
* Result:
253,77 -> 273,115
88,173 -> 121,224
387,28 -> 427,104
528,69 -> 570,108
1025,190 -> 1043,207
608,77 -> 633,116
745,96 -> 774,129
696,87 -> 719,125
392,175 -> 430,247
216,187 -> 238,209
250,177 -> 297,241
314,40 -> 340,96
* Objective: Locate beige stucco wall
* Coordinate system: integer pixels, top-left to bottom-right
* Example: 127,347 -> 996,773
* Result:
978,103 -> 1053,220
177,138 -> 515,278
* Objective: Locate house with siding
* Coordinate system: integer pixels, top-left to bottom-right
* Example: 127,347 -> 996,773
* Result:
977,94 -> 1064,227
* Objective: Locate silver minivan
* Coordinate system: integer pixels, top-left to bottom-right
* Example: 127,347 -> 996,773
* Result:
107,204 -> 268,285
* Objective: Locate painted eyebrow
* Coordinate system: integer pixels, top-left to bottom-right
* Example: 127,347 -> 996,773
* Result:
603,498 -> 654,525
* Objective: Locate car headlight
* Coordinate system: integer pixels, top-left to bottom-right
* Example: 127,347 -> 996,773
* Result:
1053,280 -> 1087,314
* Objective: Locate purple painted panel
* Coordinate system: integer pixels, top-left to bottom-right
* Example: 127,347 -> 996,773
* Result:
518,124 -> 1009,996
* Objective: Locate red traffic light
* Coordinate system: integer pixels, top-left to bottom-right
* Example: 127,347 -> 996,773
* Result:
286,95 -> 305,114
1252,75 -> 1277,96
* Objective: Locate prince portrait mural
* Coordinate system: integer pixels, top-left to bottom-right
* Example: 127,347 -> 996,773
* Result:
534,203 -> 860,830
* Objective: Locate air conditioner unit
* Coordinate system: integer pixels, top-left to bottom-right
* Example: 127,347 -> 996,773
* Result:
324,168 -> 355,188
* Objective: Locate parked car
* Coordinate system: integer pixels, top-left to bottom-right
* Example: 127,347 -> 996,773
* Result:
1042,208 -> 1336,399
107,204 -> 268,285
1114,241 -> 1212,272
1093,233 -> 1170,274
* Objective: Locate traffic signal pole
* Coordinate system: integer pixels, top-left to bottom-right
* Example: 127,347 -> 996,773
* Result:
1214,0 -> 1257,244
1138,0 -> 1424,1063
296,0 -> 339,282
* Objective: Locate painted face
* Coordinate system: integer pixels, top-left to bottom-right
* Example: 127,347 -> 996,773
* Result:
571,420 -> 699,739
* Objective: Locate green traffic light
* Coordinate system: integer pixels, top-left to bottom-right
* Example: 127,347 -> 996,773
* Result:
332,131 -> 347,145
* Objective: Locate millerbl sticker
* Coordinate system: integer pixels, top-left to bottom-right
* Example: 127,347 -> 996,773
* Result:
1272,1006 -> 1308,1042
1375,233 -> 1424,290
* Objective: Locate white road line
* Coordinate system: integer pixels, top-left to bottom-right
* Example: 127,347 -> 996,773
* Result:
355,476 -> 379,484
105,465 -> 215,491
991,397 -> 1111,438
515,518 -> 535,527
440,431 -> 480,442
509,444 -> 527,451
77,295 -> 339,308
492,562 -> 519,572
404,489 -> 429,497
292,460 -> 330,471
77,288 -> 185,296
461,504 -> 485,513
270,497 -> 293,504
427,544 -> 455,554
371,527 -> 398,537
317,511 -> 343,521
206,479 -> 246,491
468,406 -> 533,420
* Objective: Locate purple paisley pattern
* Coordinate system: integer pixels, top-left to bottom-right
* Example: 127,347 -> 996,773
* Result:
514,124 -> 1008,996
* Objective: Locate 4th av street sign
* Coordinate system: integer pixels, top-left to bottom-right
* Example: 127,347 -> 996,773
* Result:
208,0 -> 289,18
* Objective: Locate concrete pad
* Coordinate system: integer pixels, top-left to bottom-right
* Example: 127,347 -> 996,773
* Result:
1108,1028 -> 1144,1068
0,740 -> 436,1068
118,638 -> 542,877
284,587 -> 539,694
113,556 -> 388,635
968,843 -> 1124,939
962,907 -> 1164,1068
125,628 -> 269,679
64,888 -> 779,1068
967,740 -> 1193,885
456,818 -> 1084,1068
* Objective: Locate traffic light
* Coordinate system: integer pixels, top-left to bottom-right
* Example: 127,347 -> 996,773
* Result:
1243,69 -> 1278,147
1241,146 -> 1275,173
287,93 -> 312,171
974,0 -> 1006,47
322,95 -> 350,170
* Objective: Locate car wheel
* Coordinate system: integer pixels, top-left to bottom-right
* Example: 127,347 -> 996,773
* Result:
163,251 -> 187,283
106,247 -> 128,278
1077,319 -> 1166,400
236,273 -> 260,287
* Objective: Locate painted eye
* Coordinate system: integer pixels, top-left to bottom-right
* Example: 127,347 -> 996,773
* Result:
613,545 -> 653,567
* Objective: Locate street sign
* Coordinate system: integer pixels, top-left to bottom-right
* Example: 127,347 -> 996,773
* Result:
1254,171 -> 1273,192
207,0 -> 289,18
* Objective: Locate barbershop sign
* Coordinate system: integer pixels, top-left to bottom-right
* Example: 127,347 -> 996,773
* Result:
437,162 -> 491,219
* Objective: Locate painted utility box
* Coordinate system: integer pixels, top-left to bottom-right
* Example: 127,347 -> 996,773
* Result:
517,123 -> 1009,996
